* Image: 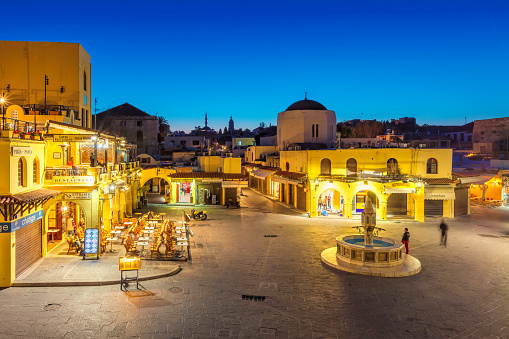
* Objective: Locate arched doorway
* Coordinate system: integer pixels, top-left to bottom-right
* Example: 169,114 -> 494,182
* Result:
45,200 -> 87,253
142,177 -> 170,204
317,189 -> 344,216
352,190 -> 378,214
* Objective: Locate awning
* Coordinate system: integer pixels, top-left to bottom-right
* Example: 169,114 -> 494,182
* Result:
222,181 -> 249,188
424,186 -> 455,200
385,187 -> 416,194
0,188 -> 61,204
461,175 -> 494,184
272,176 -> 300,185
253,169 -> 277,179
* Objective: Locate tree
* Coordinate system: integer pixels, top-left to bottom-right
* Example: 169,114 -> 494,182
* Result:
259,122 -> 266,128
337,123 -> 354,138
352,120 -> 385,138
218,128 -> 222,135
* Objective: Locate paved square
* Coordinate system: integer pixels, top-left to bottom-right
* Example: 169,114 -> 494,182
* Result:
1,188 -> 508,338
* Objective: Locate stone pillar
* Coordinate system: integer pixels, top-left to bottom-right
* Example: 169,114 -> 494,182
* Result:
414,189 -> 425,222
343,198 -> 352,219
379,200 -> 388,220
443,199 -> 453,218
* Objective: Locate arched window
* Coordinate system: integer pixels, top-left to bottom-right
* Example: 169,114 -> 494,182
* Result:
387,158 -> 398,175
33,157 -> 39,184
18,158 -> 24,187
316,124 -> 319,138
312,124 -> 315,138
286,162 -> 290,171
427,158 -> 438,174
346,158 -> 357,176
320,158 -> 331,175
137,130 -> 143,142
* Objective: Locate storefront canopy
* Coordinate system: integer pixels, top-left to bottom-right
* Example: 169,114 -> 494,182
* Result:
385,187 -> 416,194
424,186 -> 455,200
252,169 -> 277,179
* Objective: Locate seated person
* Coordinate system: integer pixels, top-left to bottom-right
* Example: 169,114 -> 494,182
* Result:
73,234 -> 82,252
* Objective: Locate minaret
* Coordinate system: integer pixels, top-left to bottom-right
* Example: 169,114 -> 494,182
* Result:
361,198 -> 376,246
228,116 -> 234,134
205,112 -> 208,128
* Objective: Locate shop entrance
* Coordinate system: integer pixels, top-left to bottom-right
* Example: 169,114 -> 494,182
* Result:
352,191 -> 378,214
387,193 -> 408,217
46,201 -> 86,253
317,189 -> 343,215
177,182 -> 192,203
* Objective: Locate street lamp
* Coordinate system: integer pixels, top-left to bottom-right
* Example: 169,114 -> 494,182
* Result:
1,93 -> 5,127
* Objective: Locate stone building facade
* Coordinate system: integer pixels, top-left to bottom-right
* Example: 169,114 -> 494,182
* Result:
473,117 -> 509,153
95,103 -> 159,156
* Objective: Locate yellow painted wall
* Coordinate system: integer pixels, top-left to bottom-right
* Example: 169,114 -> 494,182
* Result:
220,157 -> 241,173
285,148 -> 452,179
198,156 -> 221,172
0,232 -> 15,287
0,139 -> 46,197
0,41 -> 92,128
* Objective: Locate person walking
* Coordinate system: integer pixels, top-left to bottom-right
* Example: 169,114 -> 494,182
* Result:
440,219 -> 448,246
401,227 -> 410,254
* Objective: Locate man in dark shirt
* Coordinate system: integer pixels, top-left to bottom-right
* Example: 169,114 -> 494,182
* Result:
439,219 -> 448,246
401,228 -> 410,254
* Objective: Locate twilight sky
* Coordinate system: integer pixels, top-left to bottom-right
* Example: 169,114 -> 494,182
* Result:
4,0 -> 508,132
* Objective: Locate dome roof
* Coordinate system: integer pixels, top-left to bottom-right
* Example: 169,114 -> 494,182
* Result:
285,99 -> 327,111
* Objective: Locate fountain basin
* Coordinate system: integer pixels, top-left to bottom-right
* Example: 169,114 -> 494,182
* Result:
336,235 -> 405,268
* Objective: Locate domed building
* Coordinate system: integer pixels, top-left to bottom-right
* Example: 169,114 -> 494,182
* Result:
277,95 -> 337,150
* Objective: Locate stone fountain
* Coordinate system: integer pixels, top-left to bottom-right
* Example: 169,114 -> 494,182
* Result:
320,198 -> 421,277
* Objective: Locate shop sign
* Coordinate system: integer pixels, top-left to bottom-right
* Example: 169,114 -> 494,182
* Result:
53,134 -> 95,142
64,192 -> 91,200
0,210 -> 43,233
119,256 -> 141,271
12,147 -> 33,156
424,187 -> 455,200
53,176 -> 95,185
83,228 -> 99,259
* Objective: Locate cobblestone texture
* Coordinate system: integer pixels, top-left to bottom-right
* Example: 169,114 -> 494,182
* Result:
1,188 -> 509,338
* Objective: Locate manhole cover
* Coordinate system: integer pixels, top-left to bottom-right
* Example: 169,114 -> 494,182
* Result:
169,287 -> 183,293
43,303 -> 61,311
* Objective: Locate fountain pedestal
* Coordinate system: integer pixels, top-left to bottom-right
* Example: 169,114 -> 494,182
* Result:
320,198 -> 421,277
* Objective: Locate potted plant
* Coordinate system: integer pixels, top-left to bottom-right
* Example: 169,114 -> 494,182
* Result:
30,131 -> 42,140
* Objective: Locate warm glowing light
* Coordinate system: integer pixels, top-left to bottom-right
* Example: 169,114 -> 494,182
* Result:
0,97 -> 4,104
62,205 -> 68,211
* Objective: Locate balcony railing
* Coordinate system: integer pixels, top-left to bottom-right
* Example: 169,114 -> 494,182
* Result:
22,104 -> 77,118
1,117 -> 37,133
44,161 -> 140,185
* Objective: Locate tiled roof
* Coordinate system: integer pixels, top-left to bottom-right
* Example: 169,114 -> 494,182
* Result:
273,171 -> 307,180
425,178 -> 455,184
0,188 -> 61,205
169,172 -> 248,180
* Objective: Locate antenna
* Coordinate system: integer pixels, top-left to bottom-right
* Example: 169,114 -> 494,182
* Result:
305,92 -> 307,100
94,98 -> 97,130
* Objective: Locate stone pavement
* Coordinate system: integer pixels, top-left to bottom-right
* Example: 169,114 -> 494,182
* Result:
1,188 -> 509,338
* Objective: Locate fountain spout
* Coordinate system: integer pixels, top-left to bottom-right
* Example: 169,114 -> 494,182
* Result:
362,198 -> 376,246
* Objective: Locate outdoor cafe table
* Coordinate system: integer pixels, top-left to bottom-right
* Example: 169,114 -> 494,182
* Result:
137,241 -> 150,256
106,237 -> 117,252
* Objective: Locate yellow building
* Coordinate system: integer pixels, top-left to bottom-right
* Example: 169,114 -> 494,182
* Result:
0,119 -> 140,287
166,156 -> 247,205
0,41 -> 93,129
243,97 -> 465,221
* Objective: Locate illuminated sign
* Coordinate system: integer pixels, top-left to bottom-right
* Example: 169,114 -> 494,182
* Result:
0,210 -> 43,233
53,134 -> 95,142
84,228 -> 99,258
64,192 -> 91,199
53,176 -> 95,185
12,147 -> 33,156
119,256 -> 141,271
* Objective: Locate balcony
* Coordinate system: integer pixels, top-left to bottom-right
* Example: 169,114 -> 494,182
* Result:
22,104 -> 77,118
44,161 -> 140,186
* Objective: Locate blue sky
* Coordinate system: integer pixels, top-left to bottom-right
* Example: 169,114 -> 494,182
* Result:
4,0 -> 508,132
